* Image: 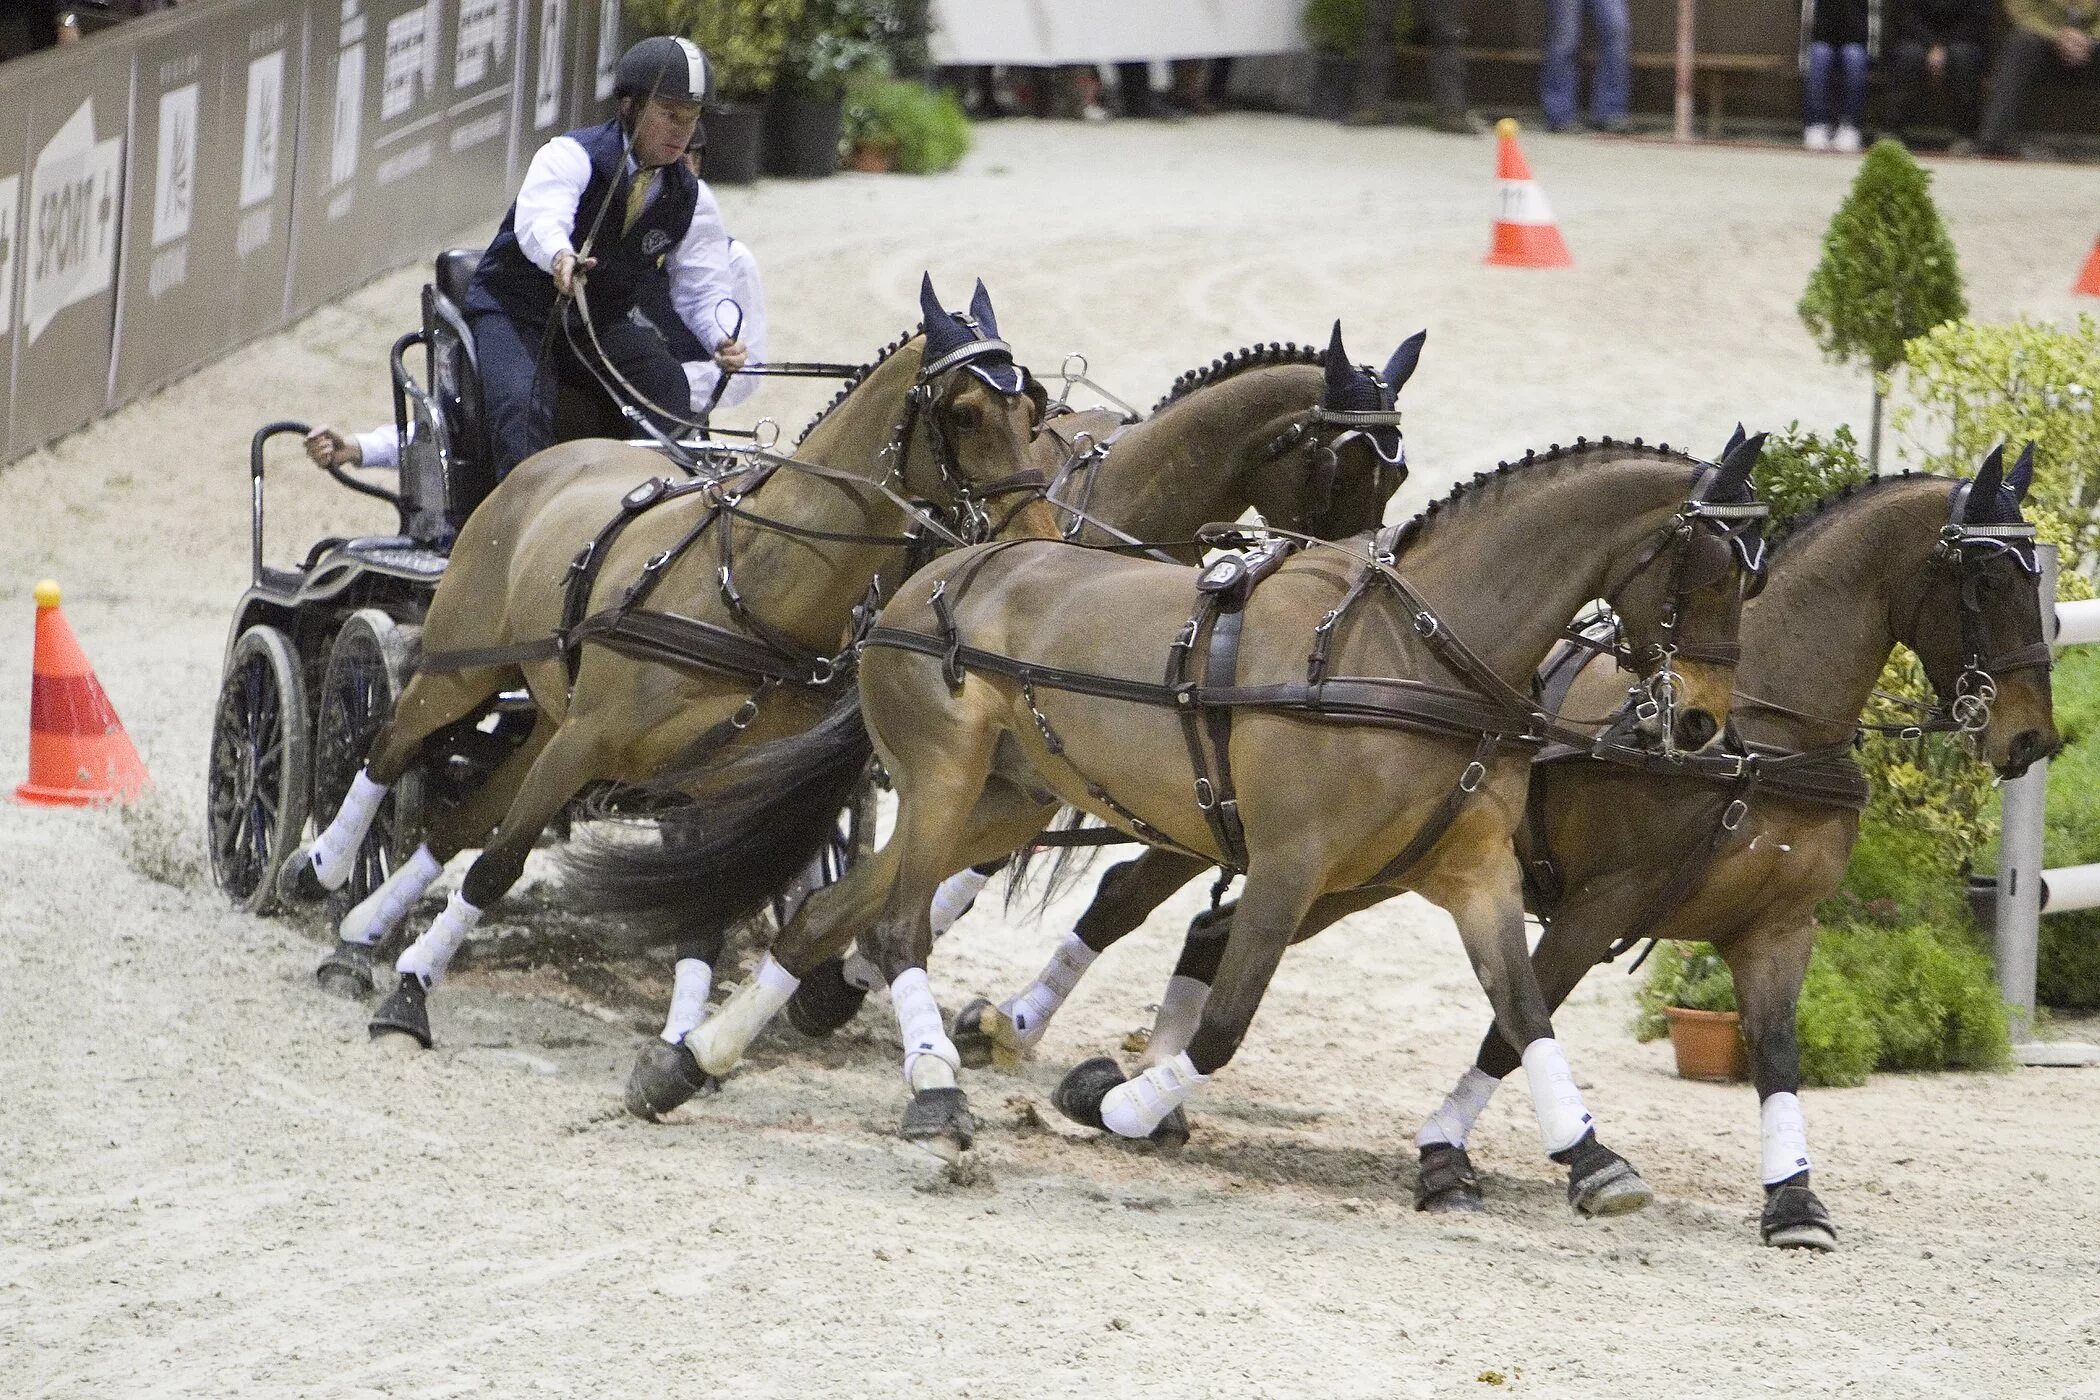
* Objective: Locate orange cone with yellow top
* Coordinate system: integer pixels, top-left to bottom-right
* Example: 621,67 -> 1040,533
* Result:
1487,118 -> 1573,269
2076,235 -> 2100,296
15,580 -> 150,806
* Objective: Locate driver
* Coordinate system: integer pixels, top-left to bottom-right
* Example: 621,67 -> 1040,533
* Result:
465,34 -> 746,476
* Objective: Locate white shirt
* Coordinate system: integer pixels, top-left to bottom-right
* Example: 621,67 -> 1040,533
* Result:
512,134 -> 738,355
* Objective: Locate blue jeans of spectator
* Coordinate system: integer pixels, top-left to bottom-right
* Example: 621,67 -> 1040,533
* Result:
1804,41 -> 1869,128
1541,0 -> 1630,128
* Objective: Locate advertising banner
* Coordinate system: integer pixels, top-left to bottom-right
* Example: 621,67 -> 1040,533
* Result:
0,68 -> 29,460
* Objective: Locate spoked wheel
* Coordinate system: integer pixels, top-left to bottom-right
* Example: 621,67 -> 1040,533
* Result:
207,625 -> 311,912
313,609 -> 425,925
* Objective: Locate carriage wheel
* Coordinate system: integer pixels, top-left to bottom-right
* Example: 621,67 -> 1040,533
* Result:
207,625 -> 311,912
314,609 -> 425,925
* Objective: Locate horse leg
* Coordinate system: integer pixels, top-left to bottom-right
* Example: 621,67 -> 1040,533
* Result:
366,713 -> 606,1050
953,848 -> 1211,1069
1719,915 -> 1835,1251
1052,859 -> 1321,1144
1422,851 -> 1653,1218
315,712 -> 553,999
279,666 -> 513,904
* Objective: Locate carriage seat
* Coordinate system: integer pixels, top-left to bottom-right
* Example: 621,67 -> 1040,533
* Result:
435,248 -> 481,314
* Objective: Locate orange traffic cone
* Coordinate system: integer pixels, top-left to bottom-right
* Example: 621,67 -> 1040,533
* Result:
15,580 -> 150,806
1487,118 -> 1573,269
2076,235 -> 2100,296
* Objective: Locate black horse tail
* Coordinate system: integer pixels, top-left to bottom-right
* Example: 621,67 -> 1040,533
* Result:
561,686 -> 874,949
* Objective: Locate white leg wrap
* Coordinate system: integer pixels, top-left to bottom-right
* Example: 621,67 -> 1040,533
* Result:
1141,975 -> 1210,1068
840,947 -> 882,992
660,957 -> 714,1045
892,967 -> 961,1090
1416,1066 -> 1502,1149
998,932 -> 1098,1048
309,770 -> 388,889
1521,1038 -> 1595,1155
394,891 -> 482,989
1760,1091 -> 1812,1185
688,954 -> 798,1076
929,867 -> 993,937
339,844 -> 443,947
1100,1051 -> 1208,1139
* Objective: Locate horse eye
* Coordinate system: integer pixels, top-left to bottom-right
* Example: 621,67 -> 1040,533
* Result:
952,404 -> 981,433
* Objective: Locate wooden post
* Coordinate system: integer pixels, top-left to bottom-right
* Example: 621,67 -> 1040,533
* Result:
1674,0 -> 1695,142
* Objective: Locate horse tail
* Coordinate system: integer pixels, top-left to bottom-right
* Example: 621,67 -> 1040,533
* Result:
561,686 -> 874,949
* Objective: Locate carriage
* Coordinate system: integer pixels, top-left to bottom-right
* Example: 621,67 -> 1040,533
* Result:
203,248 -> 822,922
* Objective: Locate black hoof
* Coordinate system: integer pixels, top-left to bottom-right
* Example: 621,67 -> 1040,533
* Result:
276,849 -> 327,905
1415,1143 -> 1486,1213
1761,1171 -> 1838,1251
624,1037 -> 719,1121
368,975 -> 433,1049
1052,1056 -> 1125,1130
1152,1105 -> 1191,1150
900,1086 -> 975,1162
315,940 -> 376,1000
1553,1130 -> 1654,1217
783,957 -> 868,1039
952,998 -> 998,1069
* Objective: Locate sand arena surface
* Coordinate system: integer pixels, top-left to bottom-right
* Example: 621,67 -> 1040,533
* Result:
4,117 -> 2100,1397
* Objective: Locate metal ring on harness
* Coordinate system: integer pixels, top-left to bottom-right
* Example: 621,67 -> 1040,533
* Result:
1459,761 -> 1488,793
1721,798 -> 1748,830
730,698 -> 761,729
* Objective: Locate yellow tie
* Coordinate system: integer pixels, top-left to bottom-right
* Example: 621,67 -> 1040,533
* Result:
623,168 -> 656,235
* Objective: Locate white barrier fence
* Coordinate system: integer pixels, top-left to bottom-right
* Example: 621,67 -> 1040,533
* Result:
1993,544 -> 2100,1066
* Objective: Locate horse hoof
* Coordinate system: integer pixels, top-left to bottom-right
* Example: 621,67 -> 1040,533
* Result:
625,1038 -> 717,1121
1557,1131 -> 1653,1217
1414,1143 -> 1486,1213
901,1086 -> 975,1163
314,941 -> 376,1000
952,998 -> 1025,1071
1761,1173 -> 1838,1251
1151,1105 -> 1190,1151
1051,1056 -> 1126,1131
276,847 -> 327,905
367,975 -> 433,1050
784,957 -> 868,1039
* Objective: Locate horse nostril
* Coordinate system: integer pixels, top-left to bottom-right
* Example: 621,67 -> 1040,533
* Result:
1676,708 -> 1719,751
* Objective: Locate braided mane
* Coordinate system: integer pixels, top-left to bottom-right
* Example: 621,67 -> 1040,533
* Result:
792,327 -> 921,446
1387,436 -> 1706,554
1767,471 -> 1946,554
1152,342 -> 1325,413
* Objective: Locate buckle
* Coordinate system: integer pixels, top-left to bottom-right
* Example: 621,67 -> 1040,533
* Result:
1721,798 -> 1748,831
1194,777 -> 1217,810
1412,611 -> 1440,638
1459,761 -> 1487,793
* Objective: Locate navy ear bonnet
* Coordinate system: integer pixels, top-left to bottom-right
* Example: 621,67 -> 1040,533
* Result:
919,274 -> 1025,395
1319,322 -> 1413,466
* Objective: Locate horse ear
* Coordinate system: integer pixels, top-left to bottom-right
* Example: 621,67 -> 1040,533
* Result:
1967,443 -> 2006,518
919,273 -> 948,332
1722,422 -> 1746,459
2008,441 -> 2036,503
969,278 -> 1000,339
1382,330 -> 1427,393
1711,430 -> 1765,499
1324,321 -> 1352,401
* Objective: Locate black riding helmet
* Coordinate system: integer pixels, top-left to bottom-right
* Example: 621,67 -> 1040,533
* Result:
615,36 -> 712,107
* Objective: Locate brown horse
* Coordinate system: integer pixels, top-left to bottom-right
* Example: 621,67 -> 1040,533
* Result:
1405,447 -> 2056,1247
274,277 -> 1057,1051
601,322 -> 1423,1118
660,437 -> 1766,1197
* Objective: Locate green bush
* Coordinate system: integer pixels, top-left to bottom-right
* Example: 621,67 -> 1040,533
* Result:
1303,0 -> 1368,56
1794,954 -> 1880,1087
1633,942 -> 1736,1040
624,0 -> 805,102
2036,645 -> 2100,1006
843,78 -> 971,173
1753,420 -> 1872,528
780,0 -> 893,95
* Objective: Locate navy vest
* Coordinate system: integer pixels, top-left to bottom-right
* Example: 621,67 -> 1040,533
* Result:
466,118 -> 700,329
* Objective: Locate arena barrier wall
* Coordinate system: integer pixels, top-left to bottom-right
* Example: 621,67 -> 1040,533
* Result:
0,0 -> 624,465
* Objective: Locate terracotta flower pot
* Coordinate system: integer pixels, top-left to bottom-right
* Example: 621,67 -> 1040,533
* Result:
846,142 -> 893,174
1664,1006 -> 1747,1082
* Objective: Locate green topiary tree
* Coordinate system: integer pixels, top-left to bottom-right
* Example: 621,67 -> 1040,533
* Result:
1799,139 -> 1967,469
624,0 -> 806,104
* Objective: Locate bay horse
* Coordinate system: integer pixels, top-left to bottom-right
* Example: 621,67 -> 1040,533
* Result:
275,276 -> 1059,1051
647,436 -> 1768,1197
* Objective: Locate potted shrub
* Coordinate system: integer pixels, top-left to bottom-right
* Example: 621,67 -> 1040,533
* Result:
767,0 -> 888,178
842,77 -> 971,174
623,0 -> 803,185
1636,943 -> 1747,1082
1303,0 -> 1367,122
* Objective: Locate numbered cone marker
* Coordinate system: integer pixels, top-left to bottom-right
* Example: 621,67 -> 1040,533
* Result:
1487,118 -> 1573,269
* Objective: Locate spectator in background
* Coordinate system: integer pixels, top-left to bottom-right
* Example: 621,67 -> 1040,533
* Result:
1885,0 -> 1989,151
1541,0 -> 1633,134
1802,0 -> 1873,153
1349,0 -> 1486,134
1981,0 -> 2100,156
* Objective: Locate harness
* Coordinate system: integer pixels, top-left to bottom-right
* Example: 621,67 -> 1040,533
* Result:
863,491 -> 1763,885
1524,487 -> 2046,970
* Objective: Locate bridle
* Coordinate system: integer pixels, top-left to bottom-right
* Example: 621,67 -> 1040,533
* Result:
893,330 -> 1049,544
1918,486 -> 2049,735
